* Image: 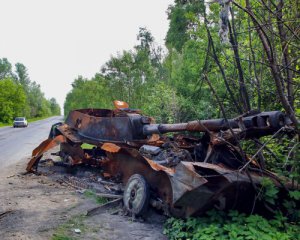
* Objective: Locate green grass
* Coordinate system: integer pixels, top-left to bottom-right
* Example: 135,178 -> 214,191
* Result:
52,214 -> 86,240
0,122 -> 8,127
81,143 -> 96,149
83,189 -> 108,205
51,190 -> 107,240
0,115 -> 58,127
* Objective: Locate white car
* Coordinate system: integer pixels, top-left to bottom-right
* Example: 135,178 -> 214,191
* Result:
13,117 -> 28,128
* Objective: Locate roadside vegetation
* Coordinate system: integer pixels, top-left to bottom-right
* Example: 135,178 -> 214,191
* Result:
52,214 -> 87,240
164,210 -> 300,240
83,190 -> 108,205
0,58 -> 61,125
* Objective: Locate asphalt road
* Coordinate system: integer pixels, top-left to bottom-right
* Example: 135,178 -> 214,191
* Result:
0,116 -> 63,171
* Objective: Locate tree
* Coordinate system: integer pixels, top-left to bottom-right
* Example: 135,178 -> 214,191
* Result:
0,58 -> 60,122
142,82 -> 182,123
49,98 -> 61,115
15,63 -> 31,92
0,79 -> 26,123
0,58 -> 13,80
64,75 -> 111,115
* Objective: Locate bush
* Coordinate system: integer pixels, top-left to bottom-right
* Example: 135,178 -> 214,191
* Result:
163,210 -> 300,240
0,78 -> 26,123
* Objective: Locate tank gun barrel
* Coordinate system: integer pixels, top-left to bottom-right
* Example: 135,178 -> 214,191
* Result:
143,111 -> 288,137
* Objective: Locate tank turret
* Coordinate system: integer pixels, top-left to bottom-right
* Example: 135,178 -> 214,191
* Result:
63,101 -> 289,144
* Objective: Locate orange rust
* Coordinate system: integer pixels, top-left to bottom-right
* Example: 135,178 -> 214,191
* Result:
113,100 -> 129,109
103,172 -> 112,178
27,135 -> 66,172
101,143 -> 121,153
144,157 -> 175,175
146,134 -> 160,143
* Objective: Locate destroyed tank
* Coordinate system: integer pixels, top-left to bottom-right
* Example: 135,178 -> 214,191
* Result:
27,100 -> 295,217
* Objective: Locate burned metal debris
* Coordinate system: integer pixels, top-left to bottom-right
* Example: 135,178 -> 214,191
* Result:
27,100 -> 295,218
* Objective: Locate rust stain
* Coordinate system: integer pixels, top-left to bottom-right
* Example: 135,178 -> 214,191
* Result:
101,143 -> 121,153
144,157 -> 175,175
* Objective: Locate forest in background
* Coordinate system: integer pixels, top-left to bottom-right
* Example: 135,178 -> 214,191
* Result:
64,0 -> 299,238
0,58 -> 61,124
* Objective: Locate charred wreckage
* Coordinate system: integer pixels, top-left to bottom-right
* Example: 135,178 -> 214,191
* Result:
27,101 -> 297,217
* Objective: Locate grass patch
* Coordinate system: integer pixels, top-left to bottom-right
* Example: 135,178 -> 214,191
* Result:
83,189 -> 108,205
52,214 -> 86,240
0,115 -> 60,127
27,115 -> 56,123
0,122 -> 9,127
81,143 -> 96,149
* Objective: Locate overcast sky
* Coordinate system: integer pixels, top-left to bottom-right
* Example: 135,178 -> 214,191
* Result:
0,0 -> 174,111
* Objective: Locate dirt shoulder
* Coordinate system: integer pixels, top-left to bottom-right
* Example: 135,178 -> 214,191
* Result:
0,153 -> 167,240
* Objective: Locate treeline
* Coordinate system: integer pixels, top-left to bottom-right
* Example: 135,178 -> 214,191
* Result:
64,0 -> 299,128
64,27 -> 185,123
0,58 -> 60,123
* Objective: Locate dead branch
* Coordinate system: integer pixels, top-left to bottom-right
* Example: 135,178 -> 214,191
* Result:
239,127 -> 285,172
233,0 -> 299,130
204,16 -> 243,114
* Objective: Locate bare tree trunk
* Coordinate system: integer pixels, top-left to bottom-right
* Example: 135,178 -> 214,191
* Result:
228,7 -> 251,112
276,0 -> 294,109
233,0 -> 298,129
248,16 -> 261,110
204,18 -> 243,114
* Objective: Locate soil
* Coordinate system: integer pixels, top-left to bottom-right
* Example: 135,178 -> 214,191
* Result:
0,149 -> 168,240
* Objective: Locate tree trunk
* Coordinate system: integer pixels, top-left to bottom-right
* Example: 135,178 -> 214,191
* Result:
233,0 -> 298,129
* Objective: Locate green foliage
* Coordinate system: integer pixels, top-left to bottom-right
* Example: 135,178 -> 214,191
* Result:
166,1 -> 205,52
64,28 -> 168,116
260,178 -> 279,205
0,78 -> 26,123
83,190 -> 108,205
290,191 -> 300,201
142,82 -> 181,123
0,58 -> 13,79
15,62 -> 30,91
50,98 -> 61,116
163,210 -> 300,240
81,143 -> 95,150
52,214 -> 86,240
64,75 -> 111,115
0,58 -> 61,123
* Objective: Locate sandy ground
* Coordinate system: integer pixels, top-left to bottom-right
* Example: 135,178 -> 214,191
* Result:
0,152 -> 167,240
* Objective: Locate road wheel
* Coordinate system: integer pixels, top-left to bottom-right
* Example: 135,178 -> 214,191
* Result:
123,174 -> 150,216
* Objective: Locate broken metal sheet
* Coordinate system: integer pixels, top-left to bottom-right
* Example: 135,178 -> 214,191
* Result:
190,162 -> 262,184
170,162 -> 261,217
26,135 -> 66,172
57,124 -> 82,144
170,162 -> 208,203
101,143 -> 121,153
